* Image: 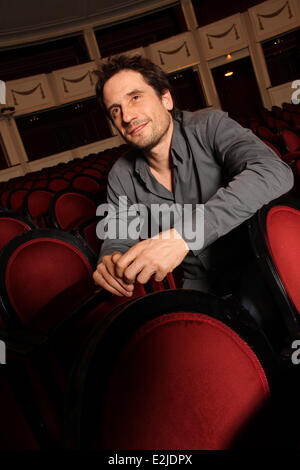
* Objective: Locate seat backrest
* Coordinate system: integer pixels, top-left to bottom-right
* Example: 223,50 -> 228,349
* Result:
50,189 -> 97,230
0,212 -> 34,251
7,189 -> 29,214
32,178 -> 49,189
257,126 -> 276,140
249,199 -> 300,337
23,189 -> 54,227
70,174 -> 105,195
101,312 -> 270,450
265,204 -> 300,316
76,216 -> 102,257
47,177 -> 69,192
82,168 -> 105,179
0,189 -> 11,208
0,229 -> 96,331
64,290 -> 276,450
282,129 -> 300,153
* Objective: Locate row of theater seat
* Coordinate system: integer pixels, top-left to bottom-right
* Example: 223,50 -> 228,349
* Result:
0,189 -> 103,257
1,195 -> 300,449
0,144 -> 130,257
237,102 -> 300,197
0,144 -> 129,210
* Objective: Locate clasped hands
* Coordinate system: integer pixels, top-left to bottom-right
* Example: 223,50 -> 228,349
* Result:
93,228 -> 189,296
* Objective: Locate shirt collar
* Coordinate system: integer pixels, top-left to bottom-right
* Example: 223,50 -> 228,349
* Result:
171,117 -> 188,165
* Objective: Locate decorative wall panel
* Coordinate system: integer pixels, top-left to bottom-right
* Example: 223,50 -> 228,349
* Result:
6,74 -> 55,115
51,62 -> 98,104
198,14 -> 248,60
249,0 -> 300,41
147,32 -> 199,73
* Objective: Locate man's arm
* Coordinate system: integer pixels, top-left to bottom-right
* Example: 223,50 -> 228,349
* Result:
179,110 -> 294,255
94,169 -> 140,295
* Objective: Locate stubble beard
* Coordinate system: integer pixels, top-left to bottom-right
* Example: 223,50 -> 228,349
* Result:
123,112 -> 172,152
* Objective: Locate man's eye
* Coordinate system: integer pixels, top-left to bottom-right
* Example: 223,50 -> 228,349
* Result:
133,95 -> 140,101
111,108 -> 119,118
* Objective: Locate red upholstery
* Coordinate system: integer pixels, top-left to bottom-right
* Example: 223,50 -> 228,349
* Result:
24,189 -> 54,227
0,215 -> 32,251
32,178 -> 49,189
62,170 -> 77,180
275,119 -> 289,131
257,126 -> 276,140
52,191 -> 97,230
64,274 -> 177,367
7,189 -> 28,213
82,168 -> 104,179
292,113 -> 300,126
71,174 -> 105,194
266,206 -> 300,314
266,115 -> 275,130
4,236 -> 95,330
0,189 -> 11,208
282,129 -> 300,153
48,178 -> 69,192
101,312 -> 270,450
77,217 -> 102,256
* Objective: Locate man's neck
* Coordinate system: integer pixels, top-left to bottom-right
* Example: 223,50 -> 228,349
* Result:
143,119 -> 174,173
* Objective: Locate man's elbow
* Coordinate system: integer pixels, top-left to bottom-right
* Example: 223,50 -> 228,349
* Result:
280,164 -> 294,195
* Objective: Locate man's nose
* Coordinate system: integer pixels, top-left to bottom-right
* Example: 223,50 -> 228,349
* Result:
121,105 -> 136,124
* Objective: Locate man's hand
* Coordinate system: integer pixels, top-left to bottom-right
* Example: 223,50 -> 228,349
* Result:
113,228 -> 189,284
93,251 -> 134,297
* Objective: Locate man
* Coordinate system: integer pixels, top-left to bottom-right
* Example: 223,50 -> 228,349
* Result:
93,54 -> 293,298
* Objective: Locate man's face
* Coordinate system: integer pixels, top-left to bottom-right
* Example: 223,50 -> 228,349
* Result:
103,69 -> 174,151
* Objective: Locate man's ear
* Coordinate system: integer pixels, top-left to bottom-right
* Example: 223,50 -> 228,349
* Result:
161,89 -> 174,112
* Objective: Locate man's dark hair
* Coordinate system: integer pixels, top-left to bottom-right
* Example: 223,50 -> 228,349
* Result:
95,54 -> 178,118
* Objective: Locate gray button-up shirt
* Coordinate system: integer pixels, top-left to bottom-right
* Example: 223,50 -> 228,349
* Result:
98,108 -> 293,291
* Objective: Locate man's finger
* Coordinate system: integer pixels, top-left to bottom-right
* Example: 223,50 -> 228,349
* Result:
114,243 -> 146,278
93,270 -> 123,296
99,255 -> 134,291
94,265 -> 133,297
136,265 -> 157,284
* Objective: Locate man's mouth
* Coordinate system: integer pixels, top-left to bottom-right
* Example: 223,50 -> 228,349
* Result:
127,121 -> 149,136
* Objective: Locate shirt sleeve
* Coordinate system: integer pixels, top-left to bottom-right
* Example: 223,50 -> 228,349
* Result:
179,110 -> 294,256
97,169 -> 139,264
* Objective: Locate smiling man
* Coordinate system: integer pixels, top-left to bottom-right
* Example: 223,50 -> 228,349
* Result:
93,54 -> 293,298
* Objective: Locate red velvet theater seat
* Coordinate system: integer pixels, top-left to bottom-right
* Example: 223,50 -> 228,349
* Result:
0,228 -> 96,333
248,197 -> 300,338
22,188 -> 54,228
0,212 -> 35,251
6,188 -> 29,214
64,289 -> 280,450
281,129 -> 300,153
49,189 -> 97,231
70,174 -> 106,200
47,177 -> 69,192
